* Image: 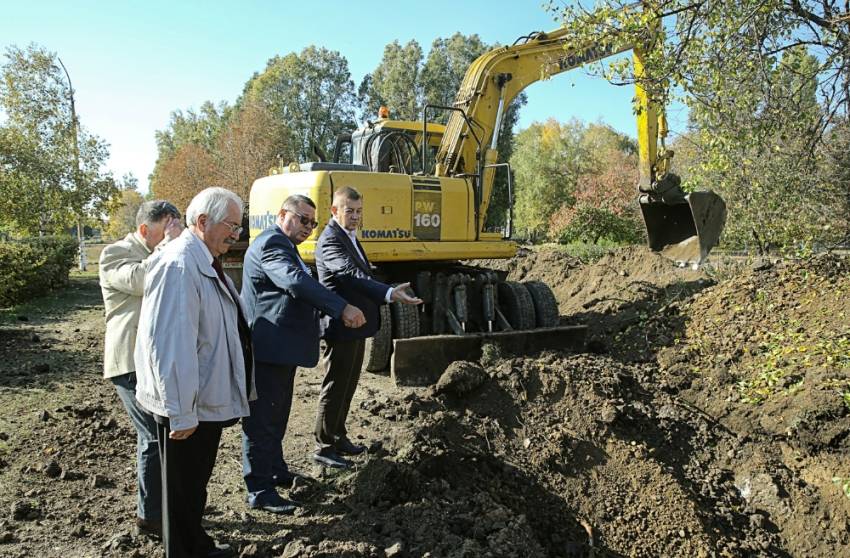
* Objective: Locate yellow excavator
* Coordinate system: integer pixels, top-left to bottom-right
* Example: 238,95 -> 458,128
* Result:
232,18 -> 727,385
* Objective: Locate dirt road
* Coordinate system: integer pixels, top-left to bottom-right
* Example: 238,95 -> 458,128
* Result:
0,246 -> 848,557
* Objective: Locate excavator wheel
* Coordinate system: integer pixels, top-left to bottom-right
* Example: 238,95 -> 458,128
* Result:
523,281 -> 560,327
498,280 -> 536,330
391,301 -> 420,339
363,304 -> 392,373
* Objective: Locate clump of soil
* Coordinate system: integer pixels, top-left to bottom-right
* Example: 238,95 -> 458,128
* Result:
433,360 -> 487,396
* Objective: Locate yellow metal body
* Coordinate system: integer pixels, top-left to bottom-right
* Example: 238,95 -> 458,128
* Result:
248,168 -> 517,264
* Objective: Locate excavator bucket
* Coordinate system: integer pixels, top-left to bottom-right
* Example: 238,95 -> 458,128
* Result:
640,191 -> 727,266
389,325 -> 587,386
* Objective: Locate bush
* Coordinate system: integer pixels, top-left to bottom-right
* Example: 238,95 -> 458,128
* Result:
552,205 -> 644,245
0,236 -> 79,307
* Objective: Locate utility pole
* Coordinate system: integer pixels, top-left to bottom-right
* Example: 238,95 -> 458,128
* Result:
57,57 -> 86,271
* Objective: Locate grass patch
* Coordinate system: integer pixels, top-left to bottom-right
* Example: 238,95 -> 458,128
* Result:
0,275 -> 102,326
548,241 -> 621,264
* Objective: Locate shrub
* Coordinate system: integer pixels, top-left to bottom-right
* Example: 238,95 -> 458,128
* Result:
0,236 -> 78,307
552,205 -> 644,245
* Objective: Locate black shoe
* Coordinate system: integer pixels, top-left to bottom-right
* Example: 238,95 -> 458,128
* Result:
311,449 -> 352,469
248,496 -> 298,515
203,541 -> 234,558
134,516 -> 161,538
335,438 -> 366,456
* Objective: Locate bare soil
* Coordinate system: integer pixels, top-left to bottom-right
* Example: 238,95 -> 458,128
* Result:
0,247 -> 848,557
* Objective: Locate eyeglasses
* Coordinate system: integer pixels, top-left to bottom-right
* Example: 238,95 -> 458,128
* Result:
221,220 -> 243,235
290,210 -> 318,229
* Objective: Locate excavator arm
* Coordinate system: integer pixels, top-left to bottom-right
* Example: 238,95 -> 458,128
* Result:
434,5 -> 726,265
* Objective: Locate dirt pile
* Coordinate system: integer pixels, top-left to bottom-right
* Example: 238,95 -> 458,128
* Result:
502,245 -> 705,317
668,253 -> 850,556
1,249 -> 849,557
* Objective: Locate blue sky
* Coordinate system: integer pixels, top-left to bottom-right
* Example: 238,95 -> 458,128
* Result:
1,0 -> 689,192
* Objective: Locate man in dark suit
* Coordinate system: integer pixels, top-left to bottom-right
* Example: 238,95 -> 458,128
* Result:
313,186 -> 421,468
240,194 -> 365,514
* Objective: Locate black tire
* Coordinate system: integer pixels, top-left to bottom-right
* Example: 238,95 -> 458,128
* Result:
364,304 -> 392,372
497,280 -> 536,330
524,280 -> 560,327
391,301 -> 420,339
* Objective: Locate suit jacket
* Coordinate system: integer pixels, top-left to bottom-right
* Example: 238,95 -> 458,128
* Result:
99,232 -> 154,379
316,218 -> 391,342
241,225 -> 347,367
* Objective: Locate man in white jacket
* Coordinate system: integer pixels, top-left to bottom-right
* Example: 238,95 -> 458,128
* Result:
99,200 -> 182,537
134,187 -> 255,558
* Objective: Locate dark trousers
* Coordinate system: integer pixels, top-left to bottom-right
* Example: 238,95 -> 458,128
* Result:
241,361 -> 296,504
156,421 -> 222,558
111,373 -> 161,521
315,338 -> 365,451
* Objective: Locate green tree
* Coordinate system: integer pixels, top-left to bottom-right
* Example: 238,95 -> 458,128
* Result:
105,175 -> 144,239
0,44 -> 115,236
243,46 -> 357,161
359,40 -> 423,121
511,118 -> 591,240
551,0 -> 850,251
683,47 -> 843,251
0,124 -> 64,234
422,33 -> 489,115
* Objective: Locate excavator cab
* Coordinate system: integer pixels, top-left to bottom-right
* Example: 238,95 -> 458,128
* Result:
341,115 -> 445,174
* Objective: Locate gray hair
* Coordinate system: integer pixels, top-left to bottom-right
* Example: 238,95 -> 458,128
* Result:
186,187 -> 244,226
281,194 -> 316,213
136,200 -> 181,227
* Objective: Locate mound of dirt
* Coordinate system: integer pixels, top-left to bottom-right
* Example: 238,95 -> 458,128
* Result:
2,250 -> 849,558
476,245 -> 707,317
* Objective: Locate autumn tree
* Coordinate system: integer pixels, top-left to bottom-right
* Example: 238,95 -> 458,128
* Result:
214,101 -> 288,201
550,130 -> 642,244
151,143 -> 217,214
150,101 -> 231,195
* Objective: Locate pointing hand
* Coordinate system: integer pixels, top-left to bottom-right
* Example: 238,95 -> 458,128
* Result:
391,282 -> 423,305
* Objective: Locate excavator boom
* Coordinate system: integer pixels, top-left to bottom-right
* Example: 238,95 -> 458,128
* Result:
434,8 -> 726,265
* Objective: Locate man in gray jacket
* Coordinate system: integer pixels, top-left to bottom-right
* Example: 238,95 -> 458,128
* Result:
99,200 -> 182,537
135,187 -> 254,558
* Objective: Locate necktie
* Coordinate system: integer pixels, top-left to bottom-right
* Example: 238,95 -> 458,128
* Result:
211,258 -> 253,394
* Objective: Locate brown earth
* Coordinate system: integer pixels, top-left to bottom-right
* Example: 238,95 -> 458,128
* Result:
0,246 -> 848,557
